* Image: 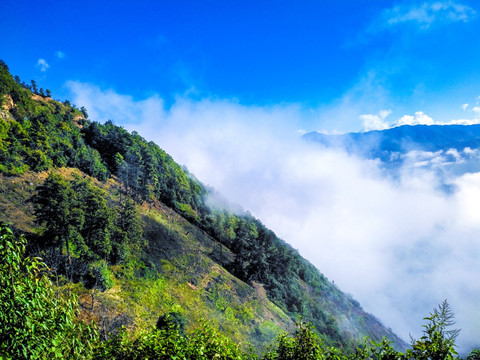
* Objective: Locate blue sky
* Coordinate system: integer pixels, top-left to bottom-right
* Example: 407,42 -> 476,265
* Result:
2,0 -> 480,132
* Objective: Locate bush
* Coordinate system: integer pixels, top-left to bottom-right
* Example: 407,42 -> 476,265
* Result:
89,260 -> 115,291
156,311 -> 186,335
0,224 -> 97,359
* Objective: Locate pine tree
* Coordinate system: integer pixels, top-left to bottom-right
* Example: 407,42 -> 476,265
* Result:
30,79 -> 38,94
32,172 -> 85,262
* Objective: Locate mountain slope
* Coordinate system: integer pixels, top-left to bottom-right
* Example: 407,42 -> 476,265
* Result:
0,60 -> 406,351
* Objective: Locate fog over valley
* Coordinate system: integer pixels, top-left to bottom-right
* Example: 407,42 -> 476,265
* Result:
70,84 -> 480,351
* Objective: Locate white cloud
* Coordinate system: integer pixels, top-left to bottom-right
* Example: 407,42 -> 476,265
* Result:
55,50 -> 65,59
360,110 -> 480,131
395,111 -> 435,126
65,81 -> 166,126
399,147 -> 480,174
381,1 -> 476,29
360,109 -> 392,131
443,118 -> 480,125
461,103 -> 469,110
67,82 -> 480,350
36,58 -> 49,72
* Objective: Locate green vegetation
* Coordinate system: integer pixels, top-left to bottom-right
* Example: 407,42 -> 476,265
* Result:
0,224 -> 97,359
0,61 -> 107,178
32,171 -> 144,266
1,223 -> 479,359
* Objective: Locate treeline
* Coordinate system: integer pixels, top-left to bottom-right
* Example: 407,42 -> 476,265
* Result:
1,225 -> 479,359
0,61 -> 107,178
0,60 -> 397,346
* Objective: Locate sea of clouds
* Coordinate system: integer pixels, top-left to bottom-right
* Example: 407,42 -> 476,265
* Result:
68,81 -> 480,351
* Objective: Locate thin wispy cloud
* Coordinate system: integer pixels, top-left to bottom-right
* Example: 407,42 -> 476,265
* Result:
36,58 -> 49,72
381,1 -> 476,29
55,50 -> 65,59
68,82 -> 480,350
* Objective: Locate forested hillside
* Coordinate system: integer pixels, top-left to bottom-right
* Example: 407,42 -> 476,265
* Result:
0,59 -> 405,355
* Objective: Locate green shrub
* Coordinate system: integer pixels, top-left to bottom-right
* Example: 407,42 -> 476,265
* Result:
0,224 -> 98,359
156,311 -> 186,335
90,259 -> 115,291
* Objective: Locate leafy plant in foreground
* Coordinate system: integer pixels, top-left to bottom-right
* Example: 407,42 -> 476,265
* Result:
0,224 -> 97,359
407,300 -> 460,360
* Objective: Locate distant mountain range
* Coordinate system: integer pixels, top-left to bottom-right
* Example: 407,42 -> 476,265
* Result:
304,125 -> 480,159
303,125 -> 480,177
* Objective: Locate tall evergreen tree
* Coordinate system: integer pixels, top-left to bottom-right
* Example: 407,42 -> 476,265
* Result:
111,198 -> 143,263
74,177 -> 113,260
30,80 -> 38,94
32,172 -> 85,261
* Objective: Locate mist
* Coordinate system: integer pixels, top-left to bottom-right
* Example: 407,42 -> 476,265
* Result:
69,82 -> 480,351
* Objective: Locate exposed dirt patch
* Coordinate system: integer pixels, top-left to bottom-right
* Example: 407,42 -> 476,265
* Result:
188,282 -> 198,290
252,281 -> 267,300
31,94 -> 53,102
2,94 -> 14,110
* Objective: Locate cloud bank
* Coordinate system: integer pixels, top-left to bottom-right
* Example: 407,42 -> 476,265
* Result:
68,82 -> 480,351
361,109 -> 480,131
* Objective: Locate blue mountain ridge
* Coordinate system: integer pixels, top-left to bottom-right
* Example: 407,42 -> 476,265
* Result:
303,124 -> 480,162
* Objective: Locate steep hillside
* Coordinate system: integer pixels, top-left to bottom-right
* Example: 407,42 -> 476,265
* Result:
0,60 -> 405,351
